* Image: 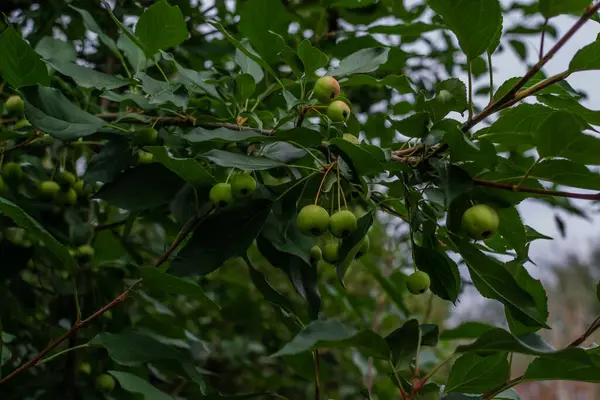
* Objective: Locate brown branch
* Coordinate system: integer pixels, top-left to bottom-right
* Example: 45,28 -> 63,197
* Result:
0,213 -> 204,385
472,178 -> 600,201
96,113 -> 274,135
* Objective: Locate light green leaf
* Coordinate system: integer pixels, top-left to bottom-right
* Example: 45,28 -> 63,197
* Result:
135,0 -> 189,56
523,348 -> 600,382
570,35 -> 600,71
235,40 -> 264,83
0,197 -> 77,272
340,74 -> 414,94
428,0 -> 502,59
235,73 -> 256,104
331,48 -> 390,77
497,207 -> 527,258
297,39 -> 328,76
184,127 -> 321,148
46,59 -> 130,90
456,327 -> 555,355
35,37 -> 76,62
145,146 -> 215,185
445,353 -> 509,394
272,319 -> 390,360
109,371 -> 173,400
136,72 -> 187,108
21,86 -> 104,140
538,94 -> 600,126
0,27 -> 50,88
71,6 -> 120,55
388,113 -> 430,138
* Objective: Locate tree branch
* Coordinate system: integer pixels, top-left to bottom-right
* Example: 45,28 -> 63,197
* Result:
0,213 -> 204,385
472,178 -> 600,201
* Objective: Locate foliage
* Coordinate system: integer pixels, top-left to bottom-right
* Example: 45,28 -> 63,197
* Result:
0,0 -> 600,399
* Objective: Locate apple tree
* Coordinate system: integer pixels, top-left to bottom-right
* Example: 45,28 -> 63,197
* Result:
1,0 -> 600,398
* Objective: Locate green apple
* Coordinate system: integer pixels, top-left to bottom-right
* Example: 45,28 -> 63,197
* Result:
133,127 -> 158,145
327,100 -> 351,123
297,205 -> 330,237
210,183 -> 234,208
329,210 -> 358,238
77,244 -> 95,261
314,76 -> 340,104
406,271 -> 431,295
5,95 -> 24,114
39,181 -> 61,198
356,235 -> 370,258
231,174 -> 257,198
78,362 -> 92,375
95,374 -> 116,391
56,171 -> 77,188
2,162 -> 23,181
461,204 -> 500,240
342,133 -> 359,144
309,245 -> 322,264
322,243 -> 339,264
137,150 -> 155,164
57,188 -> 77,205
14,119 -> 31,129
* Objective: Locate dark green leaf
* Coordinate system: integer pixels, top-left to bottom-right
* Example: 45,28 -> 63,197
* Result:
538,94 -> 600,126
570,35 -> 600,71
530,159 -> 600,190
297,39 -> 328,76
440,322 -> 494,340
197,149 -> 283,170
386,319 -> 420,366
146,146 -> 215,184
235,73 -> 256,104
136,72 -> 187,108
172,199 -> 272,276
414,245 -> 461,303
235,40 -> 264,83
84,137 -> 135,183
71,6 -> 120,55
497,207 -> 527,258
135,0 -> 189,56
272,319 -> 390,360
35,37 -> 76,62
387,113 -> 430,138
95,163 -> 185,210
239,0 -> 290,63
109,371 -> 172,400
456,327 -> 555,355
340,74 -> 414,94
336,212 -> 374,283
330,139 -> 384,176
445,353 -> 509,394
523,348 -> 600,382
0,27 -> 50,88
539,0 -> 591,19
185,127 -> 321,148
46,58 -> 130,90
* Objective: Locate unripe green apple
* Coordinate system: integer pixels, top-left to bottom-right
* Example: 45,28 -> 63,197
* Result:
329,210 -> 358,239
14,119 -> 31,129
137,150 -> 155,164
77,244 -> 95,261
133,127 -> 158,146
5,95 -> 24,114
231,174 -> 257,198
39,181 -> 61,198
209,183 -> 234,208
342,133 -> 359,144
56,171 -> 77,188
406,271 -> 431,294
297,205 -> 330,237
356,235 -> 370,258
309,245 -> 322,264
78,362 -> 92,375
95,373 -> 116,391
461,204 -> 500,240
327,100 -> 351,123
322,243 -> 339,264
57,188 -> 77,205
2,162 -> 23,181
314,76 -> 341,104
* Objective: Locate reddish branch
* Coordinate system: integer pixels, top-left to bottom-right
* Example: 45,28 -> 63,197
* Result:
472,178 -> 600,201
0,214 -> 203,385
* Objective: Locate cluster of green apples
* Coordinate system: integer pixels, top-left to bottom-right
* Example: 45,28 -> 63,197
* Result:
404,204 -> 500,295
132,127 -> 159,164
313,76 -> 352,123
39,170 -> 93,205
209,173 -> 257,208
4,95 -> 31,128
69,244 -> 95,263
78,361 -> 116,392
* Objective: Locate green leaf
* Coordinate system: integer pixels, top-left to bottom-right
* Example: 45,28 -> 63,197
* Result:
330,139 -> 384,176
45,58 -> 130,90
95,163 -> 186,211
172,199 -> 272,276
146,146 -> 215,185
441,121 -> 497,169
235,40 -> 264,83
246,258 -> 295,315
387,113 -> 430,138
102,91 -> 155,110
539,0 -> 591,19
0,27 -> 50,88
139,267 -> 219,310
272,319 -> 390,360
109,371 -> 173,400
369,22 -> 444,35
0,197 -> 77,272
297,39 -> 328,77
417,78 -> 468,121
497,207 -> 527,258
456,327 -> 555,355
451,235 -> 549,329
538,94 -> 600,126
161,52 -> 220,98
414,245 -> 461,303
239,0 -> 290,63
35,37 -> 76,62
428,0 -> 503,59
118,33 -> 150,73
523,348 -> 600,382
445,353 -> 509,394
135,0 -> 189,56
136,72 -> 187,108
235,73 -> 256,104
197,149 -> 283,171
336,212 -> 374,283
184,127 -> 321,148
331,48 -> 390,77
386,319 -> 420,366
494,389 -> 521,400
440,322 -> 494,340
504,262 -> 549,335
20,86 -> 105,140
429,159 -> 474,207
71,6 -> 120,55
570,35 -> 600,71
340,74 -> 414,94
530,159 -> 600,190
84,137 -> 136,183
536,111 -> 600,164
364,263 -> 410,315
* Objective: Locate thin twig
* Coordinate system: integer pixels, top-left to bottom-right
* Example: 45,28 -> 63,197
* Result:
539,19 -> 548,61
314,349 -> 321,400
472,178 -> 600,201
